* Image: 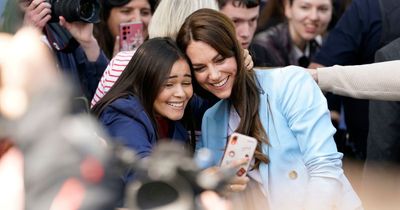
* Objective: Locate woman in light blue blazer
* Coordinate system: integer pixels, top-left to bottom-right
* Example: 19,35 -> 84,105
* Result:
177,9 -> 362,210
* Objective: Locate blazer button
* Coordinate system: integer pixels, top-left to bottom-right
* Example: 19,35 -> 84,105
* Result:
289,170 -> 298,179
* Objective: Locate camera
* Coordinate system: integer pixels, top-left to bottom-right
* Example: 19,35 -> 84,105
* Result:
47,0 -> 100,23
117,141 -> 236,210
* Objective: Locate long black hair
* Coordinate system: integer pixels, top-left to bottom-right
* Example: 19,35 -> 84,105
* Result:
91,37 -> 195,149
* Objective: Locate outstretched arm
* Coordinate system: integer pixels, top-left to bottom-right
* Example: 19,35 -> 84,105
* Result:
309,61 -> 400,101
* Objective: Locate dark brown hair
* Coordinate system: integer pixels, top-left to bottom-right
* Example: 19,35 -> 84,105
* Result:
256,0 -> 285,32
217,0 -> 260,9
176,8 -> 269,168
91,37 -> 191,139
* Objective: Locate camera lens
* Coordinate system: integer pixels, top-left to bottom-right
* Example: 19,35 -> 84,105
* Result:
80,1 -> 95,20
50,0 -> 100,23
136,181 -> 179,209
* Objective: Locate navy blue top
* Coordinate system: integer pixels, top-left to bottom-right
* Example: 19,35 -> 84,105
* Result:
313,0 -> 382,65
99,95 -> 188,159
312,0 -> 383,160
56,46 -> 108,101
46,23 -> 108,102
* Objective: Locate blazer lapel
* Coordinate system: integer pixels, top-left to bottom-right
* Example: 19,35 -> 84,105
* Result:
204,100 -> 230,164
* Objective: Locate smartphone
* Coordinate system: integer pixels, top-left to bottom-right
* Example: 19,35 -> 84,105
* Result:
119,21 -> 144,52
220,133 -> 258,177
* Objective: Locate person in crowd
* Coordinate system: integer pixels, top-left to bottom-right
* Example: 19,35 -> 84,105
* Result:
94,0 -> 158,59
252,0 -> 344,151
90,0 -> 250,107
19,0 -> 107,106
0,27 -> 121,210
217,0 -> 273,68
217,0 -> 260,50
253,0 -> 333,67
176,8 -> 362,210
92,38 -> 247,207
308,60 -> 400,101
309,0 -> 400,162
92,37 -> 195,165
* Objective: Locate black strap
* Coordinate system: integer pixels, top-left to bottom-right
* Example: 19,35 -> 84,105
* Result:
44,23 -> 79,53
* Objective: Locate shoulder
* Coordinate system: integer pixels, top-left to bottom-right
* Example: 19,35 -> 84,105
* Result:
345,0 -> 378,19
100,95 -> 147,124
255,66 -> 310,84
253,23 -> 287,44
114,50 -> 136,59
255,66 -> 316,101
110,50 -> 136,68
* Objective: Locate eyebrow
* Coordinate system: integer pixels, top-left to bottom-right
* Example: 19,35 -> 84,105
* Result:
192,54 -> 221,66
168,74 -> 192,79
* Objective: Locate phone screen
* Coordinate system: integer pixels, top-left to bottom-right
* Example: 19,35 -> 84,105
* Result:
119,21 -> 144,52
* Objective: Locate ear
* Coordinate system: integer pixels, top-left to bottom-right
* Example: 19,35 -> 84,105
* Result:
284,0 -> 292,19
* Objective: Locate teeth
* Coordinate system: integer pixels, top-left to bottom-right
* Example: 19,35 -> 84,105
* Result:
212,77 -> 228,87
167,102 -> 184,108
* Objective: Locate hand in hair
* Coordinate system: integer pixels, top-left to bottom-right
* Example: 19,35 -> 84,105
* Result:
243,49 -> 254,70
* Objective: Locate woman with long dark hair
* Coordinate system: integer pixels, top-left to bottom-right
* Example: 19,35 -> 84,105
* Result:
176,8 -> 362,210
92,37 -> 195,160
94,0 -> 158,59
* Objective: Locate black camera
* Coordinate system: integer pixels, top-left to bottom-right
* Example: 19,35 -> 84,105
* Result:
117,142 -> 236,210
47,0 -> 100,23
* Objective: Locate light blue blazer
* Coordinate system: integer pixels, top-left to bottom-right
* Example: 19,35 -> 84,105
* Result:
198,67 -> 362,210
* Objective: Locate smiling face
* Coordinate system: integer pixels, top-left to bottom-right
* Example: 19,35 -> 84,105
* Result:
186,41 -> 237,99
107,0 -> 152,39
285,0 -> 332,44
153,59 -> 193,121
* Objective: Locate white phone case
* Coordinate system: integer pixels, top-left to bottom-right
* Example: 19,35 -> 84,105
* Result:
220,132 -> 257,177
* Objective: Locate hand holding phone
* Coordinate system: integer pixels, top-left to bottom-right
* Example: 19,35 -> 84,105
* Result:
220,133 -> 257,177
119,21 -> 144,52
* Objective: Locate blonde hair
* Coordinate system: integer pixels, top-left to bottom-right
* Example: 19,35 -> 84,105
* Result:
148,0 -> 219,40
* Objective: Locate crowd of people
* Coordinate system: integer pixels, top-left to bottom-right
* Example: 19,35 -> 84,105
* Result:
1,0 -> 400,209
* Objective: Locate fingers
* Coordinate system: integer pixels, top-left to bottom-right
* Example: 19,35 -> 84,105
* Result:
308,62 -> 325,69
199,191 -> 232,210
28,0 -> 46,9
221,158 -> 250,192
24,0 -> 52,29
243,49 -> 254,70
59,16 -> 94,43
58,16 -> 67,27
227,176 -> 249,192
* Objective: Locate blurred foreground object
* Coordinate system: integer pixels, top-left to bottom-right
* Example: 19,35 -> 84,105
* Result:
0,27 -> 122,210
122,141 -> 235,210
0,27 -> 57,119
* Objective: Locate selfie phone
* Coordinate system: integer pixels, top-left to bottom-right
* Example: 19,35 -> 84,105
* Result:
119,21 -> 144,52
220,133 -> 257,177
